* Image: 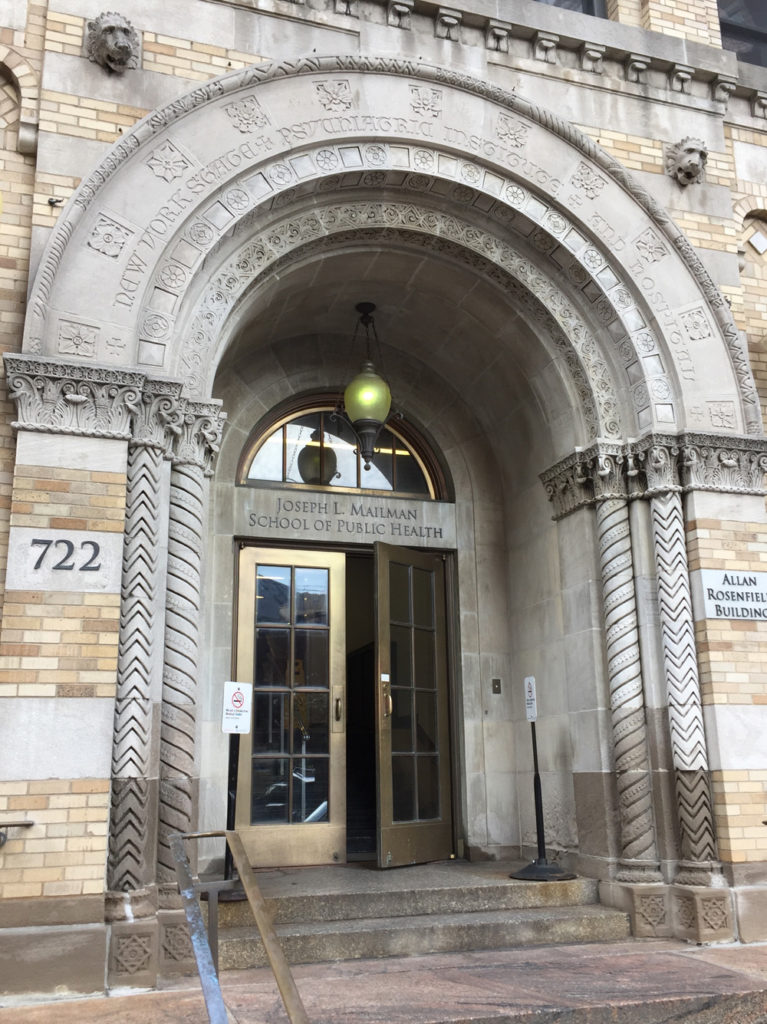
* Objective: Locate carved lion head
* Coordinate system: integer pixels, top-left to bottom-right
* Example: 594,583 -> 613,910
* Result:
86,11 -> 139,73
665,137 -> 708,187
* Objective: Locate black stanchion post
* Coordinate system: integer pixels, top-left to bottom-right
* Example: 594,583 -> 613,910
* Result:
511,676 -> 576,882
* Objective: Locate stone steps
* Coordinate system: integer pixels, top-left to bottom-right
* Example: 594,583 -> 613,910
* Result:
211,863 -> 631,969
218,903 -> 631,969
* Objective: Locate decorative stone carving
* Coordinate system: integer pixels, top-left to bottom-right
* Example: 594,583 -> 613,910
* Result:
146,141 -> 191,183
58,319 -> 98,358
88,215 -> 133,258
496,113 -> 527,148
589,446 -> 661,882
3,355 -> 144,439
569,162 -> 606,199
625,54 -> 649,84
486,20 -> 511,53
680,434 -> 767,495
634,228 -> 667,264
109,380 -> 185,892
436,8 -> 461,41
711,76 -> 736,106
665,138 -> 708,187
157,401 -> 225,882
580,43 -> 605,75
224,95 -> 270,133
314,80 -> 353,112
86,11 -> 139,73
668,64 -> 693,94
25,56 -> 756,435
388,0 -> 413,29
750,91 -> 767,119
533,32 -> 558,64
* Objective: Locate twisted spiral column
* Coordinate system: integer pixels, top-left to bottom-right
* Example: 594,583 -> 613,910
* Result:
594,454 -> 661,882
157,401 -> 225,884
108,384 -> 183,892
645,446 -> 720,885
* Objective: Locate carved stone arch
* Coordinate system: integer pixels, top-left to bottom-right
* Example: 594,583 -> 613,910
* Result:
0,44 -> 39,154
22,55 -> 758,439
733,195 -> 767,223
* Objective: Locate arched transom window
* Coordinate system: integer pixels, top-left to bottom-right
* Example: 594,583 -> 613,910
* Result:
238,402 -> 445,500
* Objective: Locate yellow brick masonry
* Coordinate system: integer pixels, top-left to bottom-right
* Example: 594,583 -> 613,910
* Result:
712,771 -> 767,863
687,518 -> 767,864
0,779 -> 109,899
0,463 -> 126,698
641,0 -> 722,47
606,0 -> 643,27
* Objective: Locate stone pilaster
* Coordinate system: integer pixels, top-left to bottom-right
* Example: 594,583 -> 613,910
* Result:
157,399 -> 226,886
108,380 -> 184,896
637,439 -> 721,888
590,447 -> 662,883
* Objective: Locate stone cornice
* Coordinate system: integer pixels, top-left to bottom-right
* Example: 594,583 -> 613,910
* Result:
542,432 -> 767,518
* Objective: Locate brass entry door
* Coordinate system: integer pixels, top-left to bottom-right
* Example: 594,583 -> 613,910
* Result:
235,547 -> 346,866
375,543 -> 453,868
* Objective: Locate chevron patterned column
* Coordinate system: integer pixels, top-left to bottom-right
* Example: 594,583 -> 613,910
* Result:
593,450 -> 662,883
108,381 -> 184,892
644,443 -> 720,886
157,400 -> 225,885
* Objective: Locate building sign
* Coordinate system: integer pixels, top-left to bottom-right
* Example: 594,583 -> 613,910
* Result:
524,676 -> 538,722
5,526 -> 124,593
235,487 -> 456,549
697,568 -> 767,620
221,681 -> 252,734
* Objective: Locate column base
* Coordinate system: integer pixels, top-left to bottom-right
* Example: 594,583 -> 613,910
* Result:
600,879 -> 735,942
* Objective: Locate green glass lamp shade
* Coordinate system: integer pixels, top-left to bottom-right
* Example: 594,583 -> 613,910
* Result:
344,361 -> 391,426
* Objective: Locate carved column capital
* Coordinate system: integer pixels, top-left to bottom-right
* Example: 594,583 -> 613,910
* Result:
679,432 -> 767,495
630,437 -> 682,497
540,451 -> 594,520
169,400 -> 226,475
131,378 -> 185,453
3,353 -> 145,439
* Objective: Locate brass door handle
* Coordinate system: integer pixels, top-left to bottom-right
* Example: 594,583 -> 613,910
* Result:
384,693 -> 393,717
335,697 -> 342,722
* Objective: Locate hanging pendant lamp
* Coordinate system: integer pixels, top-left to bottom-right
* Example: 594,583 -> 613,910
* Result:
341,302 -> 392,470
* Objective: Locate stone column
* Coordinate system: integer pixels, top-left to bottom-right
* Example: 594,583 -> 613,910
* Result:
640,441 -> 720,889
590,448 -> 662,883
107,380 -> 184,896
157,399 -> 226,885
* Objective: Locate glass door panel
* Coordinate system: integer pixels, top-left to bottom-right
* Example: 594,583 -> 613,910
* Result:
375,543 -> 452,867
235,547 -> 346,866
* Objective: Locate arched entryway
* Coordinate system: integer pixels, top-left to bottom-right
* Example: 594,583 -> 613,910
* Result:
6,55 -> 760,956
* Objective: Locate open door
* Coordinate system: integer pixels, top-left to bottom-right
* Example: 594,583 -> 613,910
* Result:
375,543 -> 453,867
235,546 -> 346,866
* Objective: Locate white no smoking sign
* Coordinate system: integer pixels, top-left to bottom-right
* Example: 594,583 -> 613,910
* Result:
221,681 -> 253,734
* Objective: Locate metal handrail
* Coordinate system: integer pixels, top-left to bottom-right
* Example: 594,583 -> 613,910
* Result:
169,829 -> 310,1024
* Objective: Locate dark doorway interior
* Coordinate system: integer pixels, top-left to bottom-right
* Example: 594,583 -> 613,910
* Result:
345,555 -> 376,859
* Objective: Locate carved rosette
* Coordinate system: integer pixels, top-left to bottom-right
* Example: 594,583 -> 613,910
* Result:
590,448 -> 661,881
3,354 -> 144,437
157,400 -> 225,882
109,380 -> 185,893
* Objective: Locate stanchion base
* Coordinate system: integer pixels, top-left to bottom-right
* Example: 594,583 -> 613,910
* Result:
510,859 -> 577,882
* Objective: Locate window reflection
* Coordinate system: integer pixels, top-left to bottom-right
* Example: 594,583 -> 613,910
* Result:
245,410 -> 432,497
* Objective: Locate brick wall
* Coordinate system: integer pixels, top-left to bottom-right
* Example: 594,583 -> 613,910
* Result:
688,517 -> 767,863
641,0 -> 723,46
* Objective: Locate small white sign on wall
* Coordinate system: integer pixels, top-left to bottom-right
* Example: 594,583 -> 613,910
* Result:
524,676 -> 537,722
221,681 -> 252,734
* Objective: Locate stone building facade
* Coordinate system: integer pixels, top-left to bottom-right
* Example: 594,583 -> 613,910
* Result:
1,0 -> 766,996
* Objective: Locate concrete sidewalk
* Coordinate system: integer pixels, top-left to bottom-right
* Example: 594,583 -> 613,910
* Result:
1,939 -> 766,1024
